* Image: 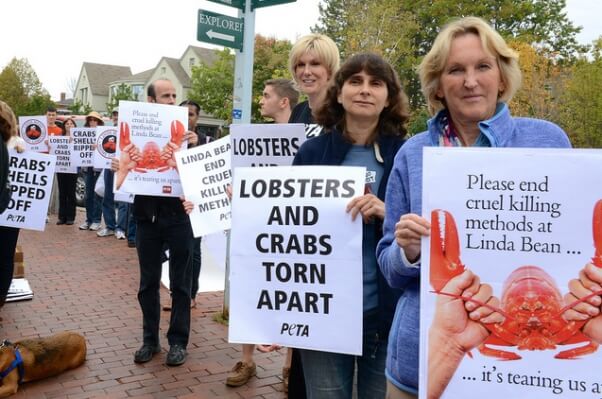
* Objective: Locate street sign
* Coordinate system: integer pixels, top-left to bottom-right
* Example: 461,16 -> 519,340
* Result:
207,0 -> 245,10
197,10 -> 244,50
251,0 -> 295,10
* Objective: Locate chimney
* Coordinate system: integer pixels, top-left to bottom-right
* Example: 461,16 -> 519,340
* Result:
60,92 -> 66,102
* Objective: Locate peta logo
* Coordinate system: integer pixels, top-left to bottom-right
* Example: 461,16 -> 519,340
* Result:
280,322 -> 309,337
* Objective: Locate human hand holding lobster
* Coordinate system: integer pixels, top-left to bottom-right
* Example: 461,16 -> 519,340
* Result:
115,142 -> 141,190
428,269 -> 503,399
395,213 -> 430,263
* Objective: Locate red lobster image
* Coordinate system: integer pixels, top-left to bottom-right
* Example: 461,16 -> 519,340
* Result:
119,120 -> 185,172
430,200 -> 602,360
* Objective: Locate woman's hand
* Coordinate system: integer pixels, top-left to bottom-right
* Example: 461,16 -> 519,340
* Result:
395,213 -> 430,262
564,263 -> 602,342
181,198 -> 195,215
346,194 -> 384,223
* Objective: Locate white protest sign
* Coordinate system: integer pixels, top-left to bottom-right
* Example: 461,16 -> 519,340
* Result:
0,150 -> 56,230
175,136 -> 231,237
114,100 -> 187,197
18,116 -> 48,152
230,123 -> 306,168
71,127 -> 97,167
48,137 -> 76,174
229,166 -> 365,355
93,126 -> 117,169
419,147 -> 602,399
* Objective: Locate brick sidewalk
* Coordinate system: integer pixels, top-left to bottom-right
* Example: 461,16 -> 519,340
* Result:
0,208 -> 286,398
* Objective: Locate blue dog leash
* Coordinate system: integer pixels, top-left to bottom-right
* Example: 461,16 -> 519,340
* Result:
0,346 -> 24,384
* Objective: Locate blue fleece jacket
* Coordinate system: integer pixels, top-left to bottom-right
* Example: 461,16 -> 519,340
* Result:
375,104 -> 571,393
294,128 -> 405,339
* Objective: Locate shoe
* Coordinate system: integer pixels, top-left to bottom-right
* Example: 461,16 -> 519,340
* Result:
97,228 -> 115,237
89,222 -> 102,231
56,219 -> 66,225
133,344 -> 161,364
115,230 -> 126,240
127,241 -> 136,248
165,344 -> 187,366
79,222 -> 90,230
282,366 -> 290,392
66,220 -> 75,225
226,361 -> 256,387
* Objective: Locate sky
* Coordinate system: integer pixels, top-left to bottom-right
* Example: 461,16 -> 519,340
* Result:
1,0 -> 599,101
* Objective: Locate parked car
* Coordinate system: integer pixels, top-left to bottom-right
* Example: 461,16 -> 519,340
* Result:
55,115 -> 112,207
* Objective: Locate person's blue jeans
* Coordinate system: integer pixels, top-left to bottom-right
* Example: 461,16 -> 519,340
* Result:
127,205 -> 136,242
116,201 -> 129,232
102,169 -> 116,230
84,168 -> 102,224
299,310 -> 387,399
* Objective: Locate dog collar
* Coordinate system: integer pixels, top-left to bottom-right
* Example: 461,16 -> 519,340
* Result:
0,346 -> 24,384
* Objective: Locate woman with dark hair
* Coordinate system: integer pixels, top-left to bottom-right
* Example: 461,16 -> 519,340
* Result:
0,100 -> 25,309
79,112 -> 104,231
293,52 -> 408,399
55,117 -> 78,225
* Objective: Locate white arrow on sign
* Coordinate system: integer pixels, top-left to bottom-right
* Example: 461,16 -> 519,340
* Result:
207,29 -> 235,42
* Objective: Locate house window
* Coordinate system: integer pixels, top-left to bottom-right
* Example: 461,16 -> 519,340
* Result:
189,58 -> 195,68
132,85 -> 144,101
161,67 -> 166,75
80,87 -> 88,104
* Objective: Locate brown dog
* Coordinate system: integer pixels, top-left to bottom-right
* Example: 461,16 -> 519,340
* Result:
0,332 -> 86,397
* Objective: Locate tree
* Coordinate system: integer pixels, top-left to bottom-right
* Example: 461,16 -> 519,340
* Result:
0,57 -> 53,116
106,83 -> 137,113
558,44 -> 602,148
314,0 -> 586,109
188,35 -> 292,124
69,99 -> 93,115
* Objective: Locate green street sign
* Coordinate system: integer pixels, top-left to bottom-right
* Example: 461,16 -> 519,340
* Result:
251,0 -> 295,10
197,10 -> 244,50
207,0 -> 245,10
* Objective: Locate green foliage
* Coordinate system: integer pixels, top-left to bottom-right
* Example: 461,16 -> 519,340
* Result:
313,0 -> 587,108
106,83 -> 137,113
559,56 -> 602,148
407,107 -> 430,136
0,57 -> 53,116
188,34 -> 292,124
69,99 -> 93,115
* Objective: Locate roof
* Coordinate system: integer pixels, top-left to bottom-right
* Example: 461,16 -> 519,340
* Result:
162,57 -> 191,87
82,62 -> 132,96
110,68 -> 154,85
187,46 -> 219,66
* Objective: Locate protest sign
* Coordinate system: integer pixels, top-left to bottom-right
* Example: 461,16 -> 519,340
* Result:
114,100 -> 187,197
230,123 -> 305,168
0,150 -> 56,230
18,116 -> 48,152
114,191 -> 134,204
419,147 -> 602,399
229,165 -> 365,355
71,127 -> 97,167
48,136 -> 76,174
93,126 -> 117,169
175,136 -> 231,236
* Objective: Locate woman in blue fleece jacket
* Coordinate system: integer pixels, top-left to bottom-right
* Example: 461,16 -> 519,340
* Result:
294,52 -> 409,398
376,17 -> 571,399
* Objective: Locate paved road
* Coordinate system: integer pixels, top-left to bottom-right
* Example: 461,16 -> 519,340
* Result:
1,208 -> 286,398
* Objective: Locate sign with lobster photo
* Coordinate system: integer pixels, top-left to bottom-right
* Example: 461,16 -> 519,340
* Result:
114,101 -> 187,197
93,125 -> 118,169
18,115 -> 48,153
419,147 -> 602,399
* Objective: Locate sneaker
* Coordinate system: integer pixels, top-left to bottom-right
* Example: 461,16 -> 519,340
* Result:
127,241 -> 136,248
225,361 -> 256,387
115,230 -> 126,240
89,222 -> 102,231
97,228 -> 115,237
79,222 -> 90,230
165,344 -> 187,366
133,344 -> 161,364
